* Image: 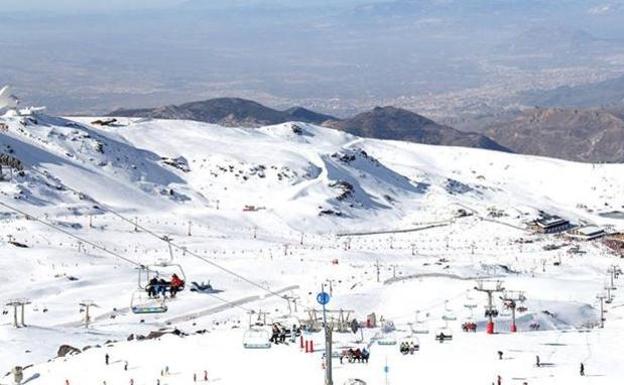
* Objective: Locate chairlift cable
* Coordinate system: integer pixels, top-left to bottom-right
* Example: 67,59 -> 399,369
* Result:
25,165 -> 289,302
0,200 -> 255,315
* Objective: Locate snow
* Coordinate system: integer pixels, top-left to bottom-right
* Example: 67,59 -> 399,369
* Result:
0,113 -> 623,384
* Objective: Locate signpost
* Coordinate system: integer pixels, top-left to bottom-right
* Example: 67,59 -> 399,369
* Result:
317,287 -> 332,385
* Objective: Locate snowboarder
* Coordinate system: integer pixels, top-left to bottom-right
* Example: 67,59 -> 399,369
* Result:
105,353 -> 109,365
498,350 -> 503,360
580,362 -> 585,376
536,355 -> 540,368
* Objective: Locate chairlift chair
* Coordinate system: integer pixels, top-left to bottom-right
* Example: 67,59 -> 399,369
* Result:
243,327 -> 272,349
377,334 -> 398,346
138,261 -> 187,292
130,290 -> 168,314
411,311 -> 430,334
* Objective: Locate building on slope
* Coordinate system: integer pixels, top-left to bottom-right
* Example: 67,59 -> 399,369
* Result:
566,225 -> 606,241
531,214 -> 572,234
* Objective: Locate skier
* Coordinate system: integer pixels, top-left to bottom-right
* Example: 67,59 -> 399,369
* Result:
193,373 -> 197,382
204,370 -> 208,381
498,350 -> 503,360
105,353 -> 110,365
580,362 -> 585,376
124,361 -> 128,371
497,375 -> 502,385
536,355 -> 540,368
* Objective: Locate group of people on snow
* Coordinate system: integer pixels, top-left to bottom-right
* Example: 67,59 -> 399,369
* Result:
146,273 -> 185,298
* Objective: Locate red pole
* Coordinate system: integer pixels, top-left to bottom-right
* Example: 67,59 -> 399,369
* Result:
300,335 -> 304,349
511,307 -> 517,333
305,340 -> 309,353
310,340 -> 314,353
487,321 -> 494,334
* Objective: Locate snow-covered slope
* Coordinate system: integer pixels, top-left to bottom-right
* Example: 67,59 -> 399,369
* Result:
1,113 -> 624,385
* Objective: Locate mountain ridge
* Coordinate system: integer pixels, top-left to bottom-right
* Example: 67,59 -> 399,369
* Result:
109,98 -> 509,153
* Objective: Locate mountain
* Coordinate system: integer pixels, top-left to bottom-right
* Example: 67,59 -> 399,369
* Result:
484,107 -> 624,163
109,97 -> 336,127
520,74 -> 624,108
325,106 -> 510,152
2,111 -> 624,380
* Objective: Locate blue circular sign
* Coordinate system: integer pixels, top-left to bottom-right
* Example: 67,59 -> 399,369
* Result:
316,291 -> 330,305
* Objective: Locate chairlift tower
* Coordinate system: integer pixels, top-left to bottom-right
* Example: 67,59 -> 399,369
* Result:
474,280 -> 505,334
500,291 -> 526,333
283,294 -> 300,314
79,300 -> 98,328
607,265 -> 620,290
248,309 -> 269,327
596,293 -> 606,328
5,298 -> 31,328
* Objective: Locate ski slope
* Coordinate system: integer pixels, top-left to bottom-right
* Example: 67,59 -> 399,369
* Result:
1,113 -> 624,384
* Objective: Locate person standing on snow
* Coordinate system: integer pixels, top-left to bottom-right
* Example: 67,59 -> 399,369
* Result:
536,355 -> 540,367
105,353 -> 110,365
580,362 -> 585,376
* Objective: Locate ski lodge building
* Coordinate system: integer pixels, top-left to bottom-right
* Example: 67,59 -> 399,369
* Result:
566,225 -> 606,241
531,215 -> 572,234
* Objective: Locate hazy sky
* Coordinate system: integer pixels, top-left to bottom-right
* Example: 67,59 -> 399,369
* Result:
0,0 -> 377,12
0,0 -> 185,12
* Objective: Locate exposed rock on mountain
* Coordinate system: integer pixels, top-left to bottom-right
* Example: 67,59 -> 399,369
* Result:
109,98 -> 335,127
484,107 -> 624,163
325,106 -> 510,152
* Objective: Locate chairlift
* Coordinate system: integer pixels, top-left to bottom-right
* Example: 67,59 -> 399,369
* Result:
130,290 -> 167,314
411,310 -> 430,334
137,261 -> 187,291
399,337 -> 420,354
377,319 -> 397,345
529,319 -> 540,330
461,321 -> 477,332
500,302 -> 512,317
377,334 -> 398,346
484,306 -> 499,318
435,328 -> 453,342
243,327 -> 271,349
